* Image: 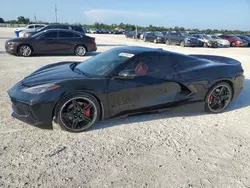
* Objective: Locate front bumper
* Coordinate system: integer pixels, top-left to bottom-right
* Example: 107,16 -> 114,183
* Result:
7,82 -> 59,127
5,44 -> 17,55
232,74 -> 245,101
155,38 -> 165,43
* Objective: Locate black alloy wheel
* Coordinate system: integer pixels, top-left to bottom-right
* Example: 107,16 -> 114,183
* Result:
56,93 -> 100,132
205,82 -> 233,113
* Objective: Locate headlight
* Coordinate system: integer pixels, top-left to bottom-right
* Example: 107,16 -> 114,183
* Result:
6,42 -> 13,45
21,83 -> 61,94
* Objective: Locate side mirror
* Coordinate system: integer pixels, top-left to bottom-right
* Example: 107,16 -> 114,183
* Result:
116,70 -> 136,79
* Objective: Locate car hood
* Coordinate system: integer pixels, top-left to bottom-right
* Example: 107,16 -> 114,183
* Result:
7,37 -> 32,42
22,61 -> 85,87
215,39 -> 230,44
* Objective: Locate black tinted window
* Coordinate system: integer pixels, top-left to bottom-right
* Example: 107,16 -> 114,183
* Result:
42,31 -> 57,38
27,25 -> 34,29
71,26 -> 83,32
124,55 -> 174,76
58,25 -> 70,29
58,31 -> 80,38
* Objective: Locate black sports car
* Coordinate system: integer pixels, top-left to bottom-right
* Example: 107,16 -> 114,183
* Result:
8,46 -> 245,132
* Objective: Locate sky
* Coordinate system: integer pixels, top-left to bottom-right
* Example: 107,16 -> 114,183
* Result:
1,0 -> 250,30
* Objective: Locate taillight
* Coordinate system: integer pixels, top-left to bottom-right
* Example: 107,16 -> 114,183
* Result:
91,38 -> 95,43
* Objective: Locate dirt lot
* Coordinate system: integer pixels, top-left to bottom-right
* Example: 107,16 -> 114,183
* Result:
0,27 -> 250,188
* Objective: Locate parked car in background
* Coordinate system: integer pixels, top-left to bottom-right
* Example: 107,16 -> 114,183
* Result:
15,24 -> 47,37
5,29 -> 96,57
140,31 -> 150,40
124,30 -> 142,39
206,35 -> 230,47
165,32 -> 201,47
23,24 -> 85,37
218,35 -> 248,47
192,34 -> 218,48
236,35 -> 250,47
144,32 -> 165,43
89,28 -> 97,34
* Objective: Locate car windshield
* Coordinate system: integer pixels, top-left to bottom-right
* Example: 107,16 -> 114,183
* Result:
155,32 -> 164,37
201,35 -> 210,39
181,33 -> 192,37
36,26 -> 46,31
31,30 -> 46,38
74,49 -> 135,77
211,35 -> 220,39
230,36 -> 241,40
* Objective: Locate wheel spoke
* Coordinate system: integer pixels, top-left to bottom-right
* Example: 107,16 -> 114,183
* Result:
219,86 -> 225,95
218,102 -> 223,109
84,116 -> 92,123
221,94 -> 230,100
83,103 -> 92,110
72,119 -> 79,129
62,111 -> 73,119
210,101 -> 217,108
72,100 -> 79,110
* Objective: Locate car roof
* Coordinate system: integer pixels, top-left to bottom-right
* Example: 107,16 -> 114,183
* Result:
43,28 -> 81,33
110,46 -> 179,56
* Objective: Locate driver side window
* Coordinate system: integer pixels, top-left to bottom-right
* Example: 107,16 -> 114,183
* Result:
123,55 -> 159,76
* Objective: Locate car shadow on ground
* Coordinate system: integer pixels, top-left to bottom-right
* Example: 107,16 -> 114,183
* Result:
97,44 -> 127,47
92,79 -> 250,131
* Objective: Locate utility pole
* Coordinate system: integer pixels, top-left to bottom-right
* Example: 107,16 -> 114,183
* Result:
34,14 -> 37,23
55,4 -> 57,23
135,25 -> 138,41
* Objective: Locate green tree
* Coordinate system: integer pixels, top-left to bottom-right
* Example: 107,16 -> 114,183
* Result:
17,16 -> 30,24
0,17 -> 4,23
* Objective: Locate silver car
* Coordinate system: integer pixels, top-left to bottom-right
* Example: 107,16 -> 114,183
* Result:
207,34 -> 230,47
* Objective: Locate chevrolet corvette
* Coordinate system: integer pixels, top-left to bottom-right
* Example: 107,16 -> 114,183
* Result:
8,46 -> 245,132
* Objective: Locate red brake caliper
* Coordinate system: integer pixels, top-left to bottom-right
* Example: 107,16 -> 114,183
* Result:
83,103 -> 91,117
209,95 -> 214,103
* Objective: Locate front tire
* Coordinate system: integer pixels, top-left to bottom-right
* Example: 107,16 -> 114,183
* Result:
231,42 -> 236,47
18,45 -> 32,57
75,45 -> 87,56
205,82 -> 233,113
56,92 -> 100,132
180,41 -> 185,47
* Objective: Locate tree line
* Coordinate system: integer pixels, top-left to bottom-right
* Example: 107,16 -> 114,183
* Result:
0,16 -> 249,35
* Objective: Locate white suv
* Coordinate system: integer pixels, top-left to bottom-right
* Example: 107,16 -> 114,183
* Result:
15,24 -> 47,37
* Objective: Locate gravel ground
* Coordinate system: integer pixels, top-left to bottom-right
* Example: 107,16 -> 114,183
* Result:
0,28 -> 250,188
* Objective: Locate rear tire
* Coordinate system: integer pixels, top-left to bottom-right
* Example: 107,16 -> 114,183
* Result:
55,92 -> 100,132
75,45 -> 87,56
165,39 -> 170,45
205,82 -> 233,113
